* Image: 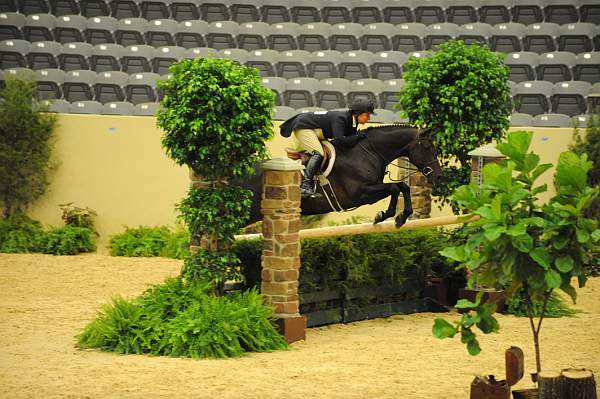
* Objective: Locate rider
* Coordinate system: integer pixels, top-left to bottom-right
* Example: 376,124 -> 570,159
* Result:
279,99 -> 376,198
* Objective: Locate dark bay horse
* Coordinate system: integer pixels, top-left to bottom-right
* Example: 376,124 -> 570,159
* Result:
238,124 -> 442,228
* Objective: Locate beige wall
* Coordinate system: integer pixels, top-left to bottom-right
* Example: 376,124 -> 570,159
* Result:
26,114 -> 579,252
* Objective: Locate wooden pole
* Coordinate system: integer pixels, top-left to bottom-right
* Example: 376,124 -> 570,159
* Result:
235,214 -> 479,241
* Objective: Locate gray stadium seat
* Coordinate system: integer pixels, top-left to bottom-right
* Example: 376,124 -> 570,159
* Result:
509,112 -> 533,126
59,41 -> 92,71
126,72 -> 159,104
63,69 -> 97,101
329,22 -> 362,52
35,68 -> 66,99
523,23 -> 560,54
134,101 -> 159,115
176,20 -> 208,49
115,18 -> 148,47
291,0 -> 322,24
351,0 -> 383,24
27,40 -> 61,70
361,23 -> 394,53
54,0 -> 78,16
338,50 -> 373,80
277,49 -> 309,78
186,46 -> 217,59
514,80 -> 553,116
536,52 -> 576,83
457,23 -> 492,46
504,52 -> 538,83
216,47 -> 249,64
274,105 -> 296,121
24,14 -> 56,42
380,78 -> 405,110
316,77 -> 350,109
206,21 -> 238,50
414,0 -> 446,25
423,22 -> 458,50
446,0 -> 478,25
46,98 -> 71,112
101,101 -> 135,114
0,39 -> 29,68
170,0 -> 200,22
371,51 -> 406,81
145,18 -> 177,48
199,0 -> 231,23
283,77 -> 319,108
307,49 -> 341,79
245,48 -> 279,76
268,22 -> 300,51
19,0 -> 49,15
110,0 -> 141,19
0,0 -> 16,12
230,0 -> 260,23
531,113 -> 571,128
94,70 -> 128,103
121,44 -> 154,73
80,0 -> 110,18
260,0 -> 291,24
85,16 -> 117,45
1,67 -> 35,82
0,12 -> 25,40
511,0 -> 543,25
543,0 -> 578,25
571,114 -> 591,128
489,23 -> 526,53
574,52 -> 600,84
382,0 -> 415,24
551,81 -> 591,117
54,15 -> 87,44
579,0 -> 600,24
70,100 -> 103,114
321,0 -> 352,24
478,0 -> 510,25
140,0 -> 171,20
347,78 -> 383,109
298,22 -> 332,52
152,45 -> 186,74
589,83 -> 600,112
558,23 -> 595,54
392,23 -> 425,53
261,76 -> 286,105
90,43 -> 124,71
371,108 -> 399,124
237,21 -> 269,51
296,106 -> 326,113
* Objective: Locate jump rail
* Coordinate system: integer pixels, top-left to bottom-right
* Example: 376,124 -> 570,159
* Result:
235,214 -> 479,241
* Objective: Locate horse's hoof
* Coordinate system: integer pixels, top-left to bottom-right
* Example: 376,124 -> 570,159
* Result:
373,211 -> 385,224
395,211 -> 412,228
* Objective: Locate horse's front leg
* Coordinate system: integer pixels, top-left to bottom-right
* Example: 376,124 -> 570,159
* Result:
359,183 -> 405,226
395,181 -> 413,227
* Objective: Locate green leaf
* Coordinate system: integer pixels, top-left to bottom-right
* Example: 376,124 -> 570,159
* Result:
460,328 -> 476,343
439,246 -> 467,262
432,318 -> 457,339
576,228 -> 590,244
532,163 -> 552,182
553,234 -> 569,250
555,256 -> 574,273
560,283 -> 577,303
467,338 -> 481,356
530,247 -> 552,269
544,270 -> 562,288
484,225 -> 505,241
511,234 -> 533,253
592,229 -> 600,243
456,298 -> 480,309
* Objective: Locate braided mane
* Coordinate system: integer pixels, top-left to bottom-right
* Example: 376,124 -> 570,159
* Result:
361,123 -> 417,132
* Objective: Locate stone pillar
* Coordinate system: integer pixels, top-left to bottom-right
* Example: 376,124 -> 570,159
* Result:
409,173 -> 432,219
468,144 -> 506,185
260,158 -> 306,344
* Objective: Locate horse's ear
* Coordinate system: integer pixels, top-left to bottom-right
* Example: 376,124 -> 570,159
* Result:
419,127 -> 433,138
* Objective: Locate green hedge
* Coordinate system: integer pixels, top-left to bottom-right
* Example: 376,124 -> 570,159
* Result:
109,226 -> 190,258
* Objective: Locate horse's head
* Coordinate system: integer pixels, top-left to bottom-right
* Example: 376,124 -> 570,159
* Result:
406,128 -> 442,186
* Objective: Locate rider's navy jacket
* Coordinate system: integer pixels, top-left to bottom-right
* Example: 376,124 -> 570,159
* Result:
279,110 -> 358,139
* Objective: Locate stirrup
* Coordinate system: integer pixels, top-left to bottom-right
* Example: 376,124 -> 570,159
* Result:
301,183 -> 322,198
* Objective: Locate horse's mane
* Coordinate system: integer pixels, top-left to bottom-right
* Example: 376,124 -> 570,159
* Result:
361,123 -> 417,133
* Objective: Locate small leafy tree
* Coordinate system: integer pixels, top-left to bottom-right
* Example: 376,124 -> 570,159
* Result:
571,112 -> 600,221
157,57 -> 274,292
399,40 -> 511,207
433,131 -> 599,373
0,76 -> 57,218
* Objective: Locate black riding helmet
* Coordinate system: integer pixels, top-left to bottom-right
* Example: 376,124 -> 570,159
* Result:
349,99 -> 376,115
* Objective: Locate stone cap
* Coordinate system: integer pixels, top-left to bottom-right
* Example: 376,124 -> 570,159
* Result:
468,144 -> 504,158
261,157 -> 305,171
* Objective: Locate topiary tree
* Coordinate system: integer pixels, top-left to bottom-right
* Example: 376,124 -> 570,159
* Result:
0,76 -> 57,218
571,112 -> 600,221
398,40 -> 511,208
434,131 -> 599,373
156,57 -> 275,293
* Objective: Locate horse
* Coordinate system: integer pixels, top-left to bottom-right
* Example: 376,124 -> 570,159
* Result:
238,124 -> 442,228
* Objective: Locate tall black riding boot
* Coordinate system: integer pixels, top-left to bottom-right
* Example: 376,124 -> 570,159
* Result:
300,152 -> 324,198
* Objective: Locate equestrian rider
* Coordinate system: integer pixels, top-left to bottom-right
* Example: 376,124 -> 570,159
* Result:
279,99 -> 376,198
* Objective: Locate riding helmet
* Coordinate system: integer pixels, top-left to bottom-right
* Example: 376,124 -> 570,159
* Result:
349,99 -> 376,115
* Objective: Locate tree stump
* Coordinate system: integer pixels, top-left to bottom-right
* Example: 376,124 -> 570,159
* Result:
562,368 -> 597,399
538,371 -> 564,399
505,346 -> 524,386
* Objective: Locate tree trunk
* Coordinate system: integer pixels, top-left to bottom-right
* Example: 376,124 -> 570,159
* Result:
538,371 -> 564,399
562,368 -> 597,399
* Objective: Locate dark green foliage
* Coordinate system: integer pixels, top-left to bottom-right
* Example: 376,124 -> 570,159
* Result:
399,41 -> 511,208
39,226 -> 96,255
109,225 -> 190,258
0,215 -> 44,253
181,249 -> 242,290
571,112 -> 600,221
505,289 -> 579,318
0,76 -> 57,218
76,278 -> 287,358
157,57 -> 274,180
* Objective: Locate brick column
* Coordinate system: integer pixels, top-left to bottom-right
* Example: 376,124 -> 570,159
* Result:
260,158 -> 306,344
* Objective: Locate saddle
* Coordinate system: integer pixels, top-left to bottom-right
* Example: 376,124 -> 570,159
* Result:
284,140 -> 336,178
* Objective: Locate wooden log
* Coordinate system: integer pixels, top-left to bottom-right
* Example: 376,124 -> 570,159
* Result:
562,368 -> 597,399
538,371 -> 564,399
234,214 -> 479,241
